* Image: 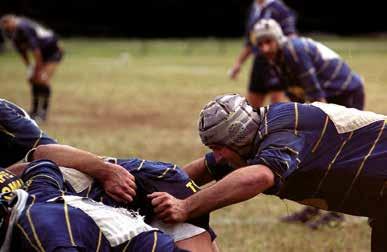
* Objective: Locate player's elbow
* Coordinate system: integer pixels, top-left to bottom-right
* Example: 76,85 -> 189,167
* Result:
33,144 -> 58,160
239,165 -> 275,193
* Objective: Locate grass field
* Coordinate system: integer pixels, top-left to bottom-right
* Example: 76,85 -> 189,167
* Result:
1,37 -> 387,251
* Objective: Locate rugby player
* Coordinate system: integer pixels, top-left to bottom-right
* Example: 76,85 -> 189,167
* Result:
0,15 -> 64,121
229,0 -> 297,108
21,144 -> 218,252
0,164 -> 186,251
249,19 -> 365,109
0,98 -> 56,168
150,94 -> 387,251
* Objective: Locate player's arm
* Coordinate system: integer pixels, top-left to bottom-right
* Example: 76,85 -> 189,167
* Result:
30,48 -> 43,81
149,164 -> 274,222
31,144 -> 137,203
229,45 -> 253,79
183,157 -> 213,186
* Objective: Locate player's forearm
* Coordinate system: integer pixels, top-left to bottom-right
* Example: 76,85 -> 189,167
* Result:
19,50 -> 30,66
183,157 -> 213,186
32,144 -> 111,180
6,162 -> 29,176
183,165 -> 274,219
31,49 -> 43,69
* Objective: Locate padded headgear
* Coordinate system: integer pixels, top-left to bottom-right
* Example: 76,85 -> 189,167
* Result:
250,18 -> 286,46
198,94 -> 260,157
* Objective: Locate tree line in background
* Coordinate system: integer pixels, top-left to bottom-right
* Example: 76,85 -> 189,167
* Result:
0,0 -> 386,37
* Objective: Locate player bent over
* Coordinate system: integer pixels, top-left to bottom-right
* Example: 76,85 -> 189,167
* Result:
0,15 -> 64,121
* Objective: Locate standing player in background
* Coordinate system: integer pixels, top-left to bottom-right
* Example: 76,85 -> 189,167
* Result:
249,19 -> 365,228
0,14 -> 64,121
228,0 -> 297,108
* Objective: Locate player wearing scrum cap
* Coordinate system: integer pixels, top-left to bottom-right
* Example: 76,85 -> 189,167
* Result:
150,94 -> 387,251
229,0 -> 297,108
0,14 -> 64,121
250,19 -> 365,109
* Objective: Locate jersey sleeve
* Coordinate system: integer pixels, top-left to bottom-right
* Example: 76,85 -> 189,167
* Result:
0,100 -> 56,151
22,160 -> 65,202
249,131 -> 305,194
284,41 -> 325,101
18,23 -> 39,50
204,152 -> 235,181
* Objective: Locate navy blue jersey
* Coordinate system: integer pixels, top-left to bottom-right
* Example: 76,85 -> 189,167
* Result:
245,0 -> 297,47
271,37 -> 364,101
6,18 -> 62,62
11,160 -> 183,252
0,99 -> 56,167
80,158 -> 213,237
206,102 -> 387,218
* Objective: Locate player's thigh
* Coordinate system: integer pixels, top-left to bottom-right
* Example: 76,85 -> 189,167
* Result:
176,231 -> 214,252
40,62 -> 59,84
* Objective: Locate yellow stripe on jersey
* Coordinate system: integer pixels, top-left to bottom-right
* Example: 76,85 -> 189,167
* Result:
0,124 -> 15,137
96,230 -> 102,252
294,103 -> 299,135
340,121 -> 385,209
151,231 -> 158,252
311,115 -> 329,153
314,131 -> 353,197
26,195 -> 46,252
16,223 -> 41,252
122,240 -> 131,252
157,168 -> 171,179
137,160 -> 145,170
31,130 -> 43,148
63,192 -> 76,246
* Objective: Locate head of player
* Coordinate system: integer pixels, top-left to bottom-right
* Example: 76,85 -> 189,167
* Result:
198,94 -> 261,167
250,18 -> 286,61
0,14 -> 19,35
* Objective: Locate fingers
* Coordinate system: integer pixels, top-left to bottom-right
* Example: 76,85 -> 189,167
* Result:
106,185 -> 134,203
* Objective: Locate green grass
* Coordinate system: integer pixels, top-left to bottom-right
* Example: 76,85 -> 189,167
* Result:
2,36 -> 387,251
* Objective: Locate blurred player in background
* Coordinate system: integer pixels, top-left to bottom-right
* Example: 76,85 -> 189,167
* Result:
250,19 -> 365,109
229,0 -> 297,108
249,18 -> 365,228
0,98 -> 56,168
0,14 -> 64,122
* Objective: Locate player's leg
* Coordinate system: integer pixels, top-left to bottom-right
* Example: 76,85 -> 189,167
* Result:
35,62 -> 59,120
127,230 -> 189,252
175,231 -> 213,252
246,55 -> 268,108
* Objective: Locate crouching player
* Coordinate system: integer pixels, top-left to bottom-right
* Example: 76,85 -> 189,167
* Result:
21,144 -> 218,252
0,163 -> 186,252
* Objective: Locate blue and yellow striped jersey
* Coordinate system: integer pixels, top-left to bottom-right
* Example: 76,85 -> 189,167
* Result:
0,99 -> 56,167
272,37 -> 364,101
207,102 -> 387,218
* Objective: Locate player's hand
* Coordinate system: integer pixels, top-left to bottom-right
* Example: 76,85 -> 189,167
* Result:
228,63 -> 241,80
148,192 -> 189,223
102,163 -> 137,203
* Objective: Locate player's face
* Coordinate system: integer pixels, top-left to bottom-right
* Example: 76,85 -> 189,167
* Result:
209,145 -> 246,168
0,19 -> 16,33
257,37 -> 279,61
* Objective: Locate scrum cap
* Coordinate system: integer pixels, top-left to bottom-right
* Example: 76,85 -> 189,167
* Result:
198,94 -> 260,157
250,18 -> 286,46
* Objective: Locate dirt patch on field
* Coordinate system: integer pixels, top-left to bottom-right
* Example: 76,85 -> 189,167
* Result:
50,96 -> 190,131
